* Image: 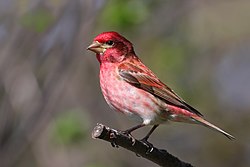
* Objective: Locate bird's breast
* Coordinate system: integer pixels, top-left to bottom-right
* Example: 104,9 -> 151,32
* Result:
99,63 -> 169,125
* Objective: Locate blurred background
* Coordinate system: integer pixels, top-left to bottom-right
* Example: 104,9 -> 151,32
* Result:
0,0 -> 249,167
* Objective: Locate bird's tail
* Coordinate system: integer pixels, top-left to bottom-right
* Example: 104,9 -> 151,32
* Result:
192,116 -> 235,140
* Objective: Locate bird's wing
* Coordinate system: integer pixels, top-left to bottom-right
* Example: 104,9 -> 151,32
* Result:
118,62 -> 203,117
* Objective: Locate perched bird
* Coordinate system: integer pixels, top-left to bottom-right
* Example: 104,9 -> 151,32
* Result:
87,31 -> 235,141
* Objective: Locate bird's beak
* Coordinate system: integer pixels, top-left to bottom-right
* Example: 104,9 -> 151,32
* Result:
87,41 -> 105,54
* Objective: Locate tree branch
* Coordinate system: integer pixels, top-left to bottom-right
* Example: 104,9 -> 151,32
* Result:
92,123 -> 193,167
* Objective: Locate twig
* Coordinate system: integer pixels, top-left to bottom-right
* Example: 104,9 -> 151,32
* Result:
92,123 -> 194,167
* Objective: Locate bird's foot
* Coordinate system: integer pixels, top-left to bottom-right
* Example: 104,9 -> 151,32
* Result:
110,141 -> 119,148
140,138 -> 154,154
110,131 -> 119,148
121,130 -> 136,145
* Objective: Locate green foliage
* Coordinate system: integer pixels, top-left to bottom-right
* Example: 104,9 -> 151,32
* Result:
20,9 -> 54,32
52,110 -> 89,145
100,0 -> 149,30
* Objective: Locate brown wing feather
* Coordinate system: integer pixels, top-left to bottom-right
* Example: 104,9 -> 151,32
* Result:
118,62 -> 203,117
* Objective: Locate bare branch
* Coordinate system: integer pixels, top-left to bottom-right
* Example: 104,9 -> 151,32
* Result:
92,123 -> 193,167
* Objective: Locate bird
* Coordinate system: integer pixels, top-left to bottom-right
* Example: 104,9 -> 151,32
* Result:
87,31 -> 235,142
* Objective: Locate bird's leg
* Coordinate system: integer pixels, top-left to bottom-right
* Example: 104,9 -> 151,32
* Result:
122,124 -> 145,144
124,124 -> 146,134
140,125 -> 159,153
141,124 -> 159,142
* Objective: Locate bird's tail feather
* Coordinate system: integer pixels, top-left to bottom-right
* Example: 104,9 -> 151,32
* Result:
192,116 -> 235,140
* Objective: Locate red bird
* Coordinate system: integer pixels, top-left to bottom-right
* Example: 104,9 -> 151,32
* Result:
87,31 -> 235,141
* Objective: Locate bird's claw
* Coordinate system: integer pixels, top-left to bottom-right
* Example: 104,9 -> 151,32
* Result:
121,130 -> 136,145
111,141 -> 119,148
110,131 -> 119,148
140,138 -> 154,154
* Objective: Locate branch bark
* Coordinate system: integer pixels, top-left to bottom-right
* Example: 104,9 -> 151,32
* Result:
92,123 -> 193,167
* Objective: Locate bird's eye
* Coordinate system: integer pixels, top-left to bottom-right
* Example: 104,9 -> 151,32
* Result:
106,40 -> 114,46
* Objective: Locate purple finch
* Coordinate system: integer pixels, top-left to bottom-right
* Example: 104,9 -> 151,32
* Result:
87,31 -> 235,141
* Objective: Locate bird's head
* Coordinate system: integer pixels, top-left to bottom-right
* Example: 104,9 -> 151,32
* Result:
87,31 -> 135,63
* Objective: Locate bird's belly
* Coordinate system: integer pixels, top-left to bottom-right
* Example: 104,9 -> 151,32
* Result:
100,67 -> 167,125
